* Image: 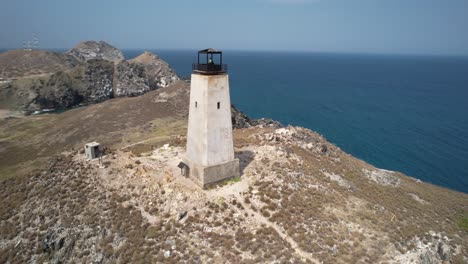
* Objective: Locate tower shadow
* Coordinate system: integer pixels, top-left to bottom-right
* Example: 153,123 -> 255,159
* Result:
235,150 -> 255,175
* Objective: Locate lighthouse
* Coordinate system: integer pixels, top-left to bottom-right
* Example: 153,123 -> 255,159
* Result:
181,49 -> 239,188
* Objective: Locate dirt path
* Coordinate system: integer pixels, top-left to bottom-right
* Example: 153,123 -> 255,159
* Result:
120,135 -> 173,150
206,177 -> 320,263
0,109 -> 10,118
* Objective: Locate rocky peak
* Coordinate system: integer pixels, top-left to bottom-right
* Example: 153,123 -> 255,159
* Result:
130,51 -> 160,65
128,51 -> 179,90
66,41 -> 124,63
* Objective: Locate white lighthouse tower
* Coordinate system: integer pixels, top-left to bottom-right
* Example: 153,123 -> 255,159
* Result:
182,49 -> 239,188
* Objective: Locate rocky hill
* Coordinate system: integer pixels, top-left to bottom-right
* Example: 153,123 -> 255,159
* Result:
65,41 -> 125,63
130,51 -> 180,90
0,41 -> 179,113
0,80 -> 467,263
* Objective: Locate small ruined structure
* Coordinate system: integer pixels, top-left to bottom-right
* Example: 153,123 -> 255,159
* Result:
182,49 -> 239,188
84,142 -> 101,160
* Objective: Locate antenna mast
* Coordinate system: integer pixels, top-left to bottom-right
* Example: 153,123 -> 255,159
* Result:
32,33 -> 39,49
22,33 -> 39,51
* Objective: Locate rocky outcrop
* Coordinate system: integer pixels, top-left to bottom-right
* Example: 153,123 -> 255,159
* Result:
130,51 -> 179,89
113,51 -> 179,97
231,105 -> 252,129
66,41 -> 124,63
113,61 -> 150,97
231,105 -> 282,129
0,41 -> 181,112
251,118 -> 283,128
73,59 -> 114,103
362,168 -> 401,187
395,232 -> 456,264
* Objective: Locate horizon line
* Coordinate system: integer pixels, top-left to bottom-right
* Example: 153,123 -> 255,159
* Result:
1,47 -> 468,58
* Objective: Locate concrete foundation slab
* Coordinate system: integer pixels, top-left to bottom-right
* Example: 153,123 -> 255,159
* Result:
182,157 -> 240,189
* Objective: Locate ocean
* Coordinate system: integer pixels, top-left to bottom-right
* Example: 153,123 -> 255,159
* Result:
124,49 -> 468,193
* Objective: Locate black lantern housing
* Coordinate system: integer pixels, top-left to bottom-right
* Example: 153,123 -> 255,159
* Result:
192,48 -> 227,75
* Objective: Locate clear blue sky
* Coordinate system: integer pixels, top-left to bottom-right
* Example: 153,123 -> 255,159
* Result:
1,0 -> 467,55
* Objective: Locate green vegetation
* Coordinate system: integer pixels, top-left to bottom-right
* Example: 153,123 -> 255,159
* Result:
225,176 -> 242,184
458,213 -> 468,231
206,176 -> 242,190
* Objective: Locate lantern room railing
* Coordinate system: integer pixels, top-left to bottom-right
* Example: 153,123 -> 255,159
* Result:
192,63 -> 228,75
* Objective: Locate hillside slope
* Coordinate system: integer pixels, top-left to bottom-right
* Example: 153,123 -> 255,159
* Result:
0,50 -> 78,79
0,81 -> 467,263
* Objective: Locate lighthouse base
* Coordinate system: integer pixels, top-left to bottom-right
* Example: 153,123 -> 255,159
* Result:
182,157 -> 240,189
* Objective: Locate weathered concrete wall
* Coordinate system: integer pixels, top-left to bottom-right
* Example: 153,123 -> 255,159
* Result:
84,142 -> 100,160
182,157 -> 240,189
185,73 -> 239,187
186,74 -> 235,166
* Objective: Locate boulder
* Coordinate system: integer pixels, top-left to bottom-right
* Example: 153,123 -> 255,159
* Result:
437,242 -> 452,262
420,250 -> 438,264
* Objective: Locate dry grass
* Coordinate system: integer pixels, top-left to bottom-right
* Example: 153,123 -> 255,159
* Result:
0,81 -> 189,179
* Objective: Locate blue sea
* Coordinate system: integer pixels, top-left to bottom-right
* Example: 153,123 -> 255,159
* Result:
124,50 -> 468,193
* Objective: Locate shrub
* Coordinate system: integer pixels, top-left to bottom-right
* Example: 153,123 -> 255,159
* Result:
146,226 -> 159,239
457,214 -> 468,231
261,209 -> 271,218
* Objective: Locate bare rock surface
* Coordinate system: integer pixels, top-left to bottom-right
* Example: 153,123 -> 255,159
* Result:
322,170 -> 355,190
113,60 -> 150,97
66,41 -> 124,63
76,59 -> 115,103
130,51 -> 179,90
362,168 -> 401,186
231,105 -> 282,129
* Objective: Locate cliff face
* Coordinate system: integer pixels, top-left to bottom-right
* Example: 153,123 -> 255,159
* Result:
77,59 -> 115,103
130,51 -> 179,90
113,60 -> 150,97
0,41 -> 179,112
113,51 -> 180,97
